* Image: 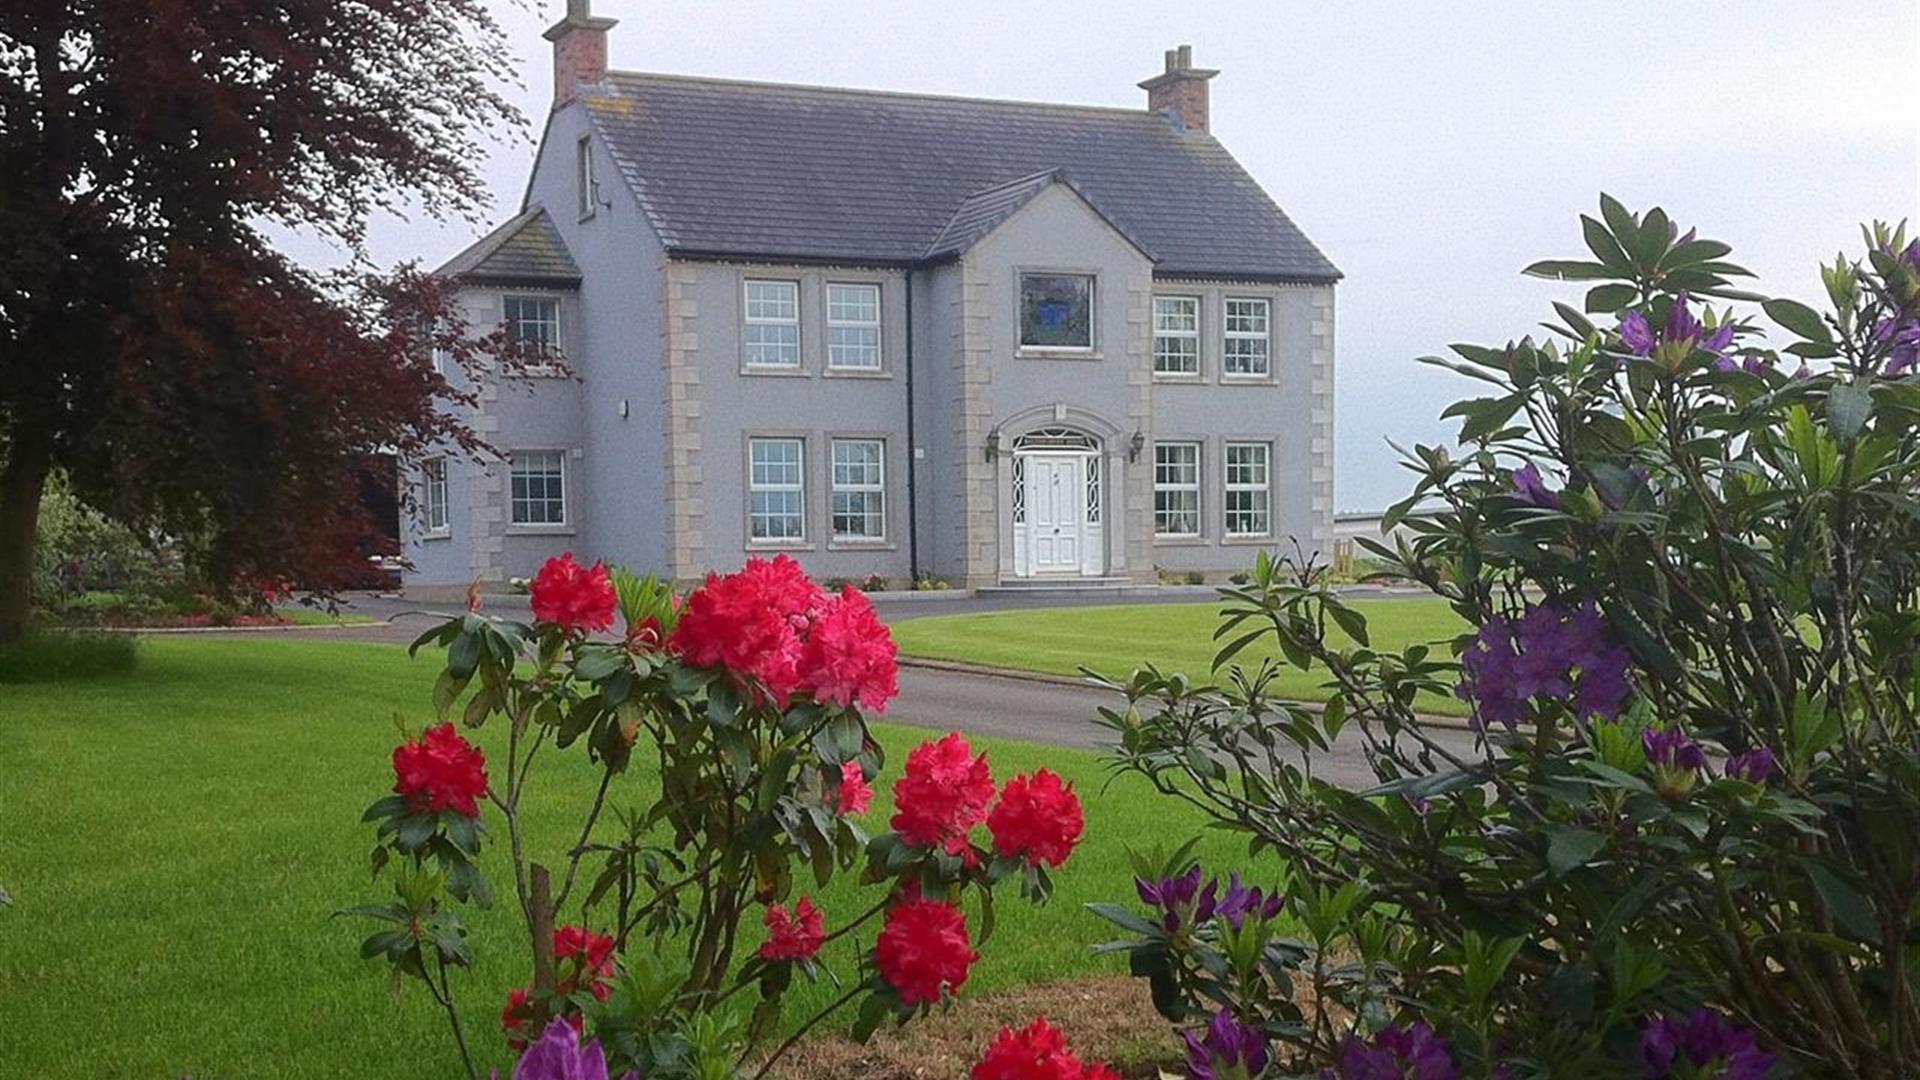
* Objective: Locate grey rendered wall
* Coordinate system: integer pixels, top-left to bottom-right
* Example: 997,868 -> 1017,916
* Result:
675,260 -> 917,583
527,105 -> 672,578
1148,282 -> 1336,577
950,184 -> 1158,586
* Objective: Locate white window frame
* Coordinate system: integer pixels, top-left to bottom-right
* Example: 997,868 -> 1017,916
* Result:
1153,442 -> 1201,537
576,135 -> 596,220
1153,296 -> 1201,377
1223,442 -> 1271,537
830,438 -> 887,542
503,295 -> 563,362
509,450 -> 568,528
744,280 -> 801,370
826,283 -> 883,372
748,437 -> 807,543
422,458 -> 450,537
1223,297 -> 1271,378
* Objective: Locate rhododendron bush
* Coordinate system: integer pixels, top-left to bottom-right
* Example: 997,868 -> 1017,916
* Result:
343,553 -> 1085,1078
1099,204 -> 1920,1077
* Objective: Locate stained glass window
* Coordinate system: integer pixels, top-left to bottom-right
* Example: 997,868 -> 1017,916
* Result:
1019,273 -> 1093,349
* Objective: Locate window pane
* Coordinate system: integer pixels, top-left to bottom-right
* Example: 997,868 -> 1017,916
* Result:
1153,443 -> 1201,536
424,459 -> 449,532
828,283 -> 879,323
1223,443 -> 1270,535
749,438 -> 805,540
830,439 -> 885,539
1224,298 -> 1270,376
504,297 -> 561,356
745,281 -> 798,320
1019,273 -> 1093,349
509,450 -> 566,526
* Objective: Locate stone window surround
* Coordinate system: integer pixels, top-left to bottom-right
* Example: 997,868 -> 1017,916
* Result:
1149,283 -> 1293,386
1221,438 -> 1274,541
421,456 -> 451,540
826,431 -> 895,551
1013,266 -> 1102,360
735,267 -> 896,379
505,447 -> 578,537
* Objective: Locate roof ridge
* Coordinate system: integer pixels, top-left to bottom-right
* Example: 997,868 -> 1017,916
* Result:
599,69 -> 1161,120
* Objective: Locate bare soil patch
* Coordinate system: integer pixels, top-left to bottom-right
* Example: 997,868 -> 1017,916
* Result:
771,975 -> 1180,1079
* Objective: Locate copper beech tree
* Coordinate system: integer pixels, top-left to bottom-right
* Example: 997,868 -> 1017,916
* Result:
0,0 -> 528,640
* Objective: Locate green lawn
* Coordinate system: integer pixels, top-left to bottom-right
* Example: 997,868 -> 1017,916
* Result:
0,637 -> 1240,1079
893,597 -> 1472,716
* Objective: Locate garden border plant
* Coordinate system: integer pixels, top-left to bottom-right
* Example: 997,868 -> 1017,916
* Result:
1095,199 -> 1920,1078
343,552 -> 1113,1079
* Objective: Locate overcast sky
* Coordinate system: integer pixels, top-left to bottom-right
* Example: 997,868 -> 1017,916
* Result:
278,0 -> 1920,512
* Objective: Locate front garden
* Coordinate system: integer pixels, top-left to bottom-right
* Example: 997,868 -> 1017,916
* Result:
6,201 -> 1919,1080
0,635 -> 1234,1078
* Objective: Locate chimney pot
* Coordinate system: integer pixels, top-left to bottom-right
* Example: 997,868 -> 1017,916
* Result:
544,0 -> 619,108
1139,44 -> 1218,135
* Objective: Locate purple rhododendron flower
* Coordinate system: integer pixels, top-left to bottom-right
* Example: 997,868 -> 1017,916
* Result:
1620,310 -> 1657,356
1638,1009 -> 1774,1079
1136,865 -> 1208,933
1138,867 -> 1283,933
1618,293 -> 1735,364
1727,747 -> 1774,784
1642,728 -> 1707,772
1185,1009 -> 1271,1080
1327,1022 -> 1459,1080
1457,603 -> 1633,730
1876,316 -> 1920,377
1510,462 -> 1563,510
1213,872 -> 1286,929
501,1018 -> 637,1080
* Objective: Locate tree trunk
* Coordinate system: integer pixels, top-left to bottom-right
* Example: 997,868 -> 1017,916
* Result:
0,445 -> 50,644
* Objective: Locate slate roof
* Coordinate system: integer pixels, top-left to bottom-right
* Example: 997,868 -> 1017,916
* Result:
436,207 -> 581,286
578,72 -> 1340,283
923,169 -> 1152,262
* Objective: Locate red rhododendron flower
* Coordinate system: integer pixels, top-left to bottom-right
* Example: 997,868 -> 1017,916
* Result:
392,722 -> 489,817
988,769 -> 1085,868
669,555 -> 826,704
759,896 -> 827,962
625,615 -> 665,652
553,924 -> 617,1000
891,733 -> 996,860
530,551 -> 619,635
831,760 -> 874,816
798,587 -> 900,712
876,895 -> 978,1006
501,986 -> 584,1052
972,1016 -> 1093,1080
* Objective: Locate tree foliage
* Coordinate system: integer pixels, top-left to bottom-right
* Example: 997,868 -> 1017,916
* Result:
0,0 -> 528,637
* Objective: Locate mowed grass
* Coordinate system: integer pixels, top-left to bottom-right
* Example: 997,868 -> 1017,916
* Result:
0,636 -> 1243,1080
892,597 -> 1472,716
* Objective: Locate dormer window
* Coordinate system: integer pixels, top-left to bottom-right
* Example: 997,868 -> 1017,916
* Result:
1018,273 -> 1093,351
576,135 -> 596,220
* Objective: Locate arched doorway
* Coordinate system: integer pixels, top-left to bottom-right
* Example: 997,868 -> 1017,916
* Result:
1010,427 -> 1104,577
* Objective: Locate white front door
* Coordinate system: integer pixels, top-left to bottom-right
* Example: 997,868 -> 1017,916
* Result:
1025,454 -> 1083,574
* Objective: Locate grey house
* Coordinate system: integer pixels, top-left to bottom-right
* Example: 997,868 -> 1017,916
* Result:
406,5 -> 1339,596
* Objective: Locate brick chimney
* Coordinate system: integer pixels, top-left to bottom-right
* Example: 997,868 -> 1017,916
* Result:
544,0 -> 619,108
1139,45 -> 1219,134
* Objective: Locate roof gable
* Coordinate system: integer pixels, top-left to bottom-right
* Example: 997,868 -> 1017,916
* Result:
924,169 -> 1155,262
434,206 -> 582,286
579,72 -> 1339,282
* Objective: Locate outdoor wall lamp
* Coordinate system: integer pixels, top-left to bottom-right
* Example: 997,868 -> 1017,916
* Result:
984,428 -> 1001,462
1128,429 -> 1146,463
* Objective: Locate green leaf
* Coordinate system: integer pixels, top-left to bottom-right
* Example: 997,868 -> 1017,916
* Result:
1764,298 -> 1831,344
1584,283 -> 1638,314
1085,902 -> 1161,937
1523,259 -> 1615,282
1827,381 -> 1873,443
1598,194 -> 1640,256
1547,828 -> 1608,877
1581,215 -> 1635,275
1803,861 -> 1881,943
1634,207 -> 1670,268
